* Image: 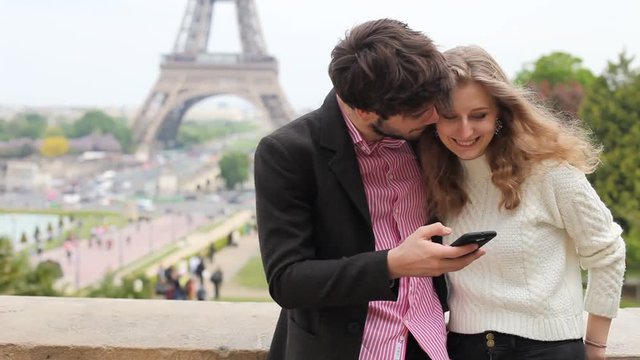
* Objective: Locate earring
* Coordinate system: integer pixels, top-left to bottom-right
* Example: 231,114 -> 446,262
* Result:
495,119 -> 503,135
433,128 -> 439,138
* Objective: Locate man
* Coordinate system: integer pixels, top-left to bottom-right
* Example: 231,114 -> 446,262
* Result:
254,19 -> 484,360
210,266 -> 223,300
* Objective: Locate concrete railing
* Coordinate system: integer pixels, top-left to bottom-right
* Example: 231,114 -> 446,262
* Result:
1,296 -> 639,359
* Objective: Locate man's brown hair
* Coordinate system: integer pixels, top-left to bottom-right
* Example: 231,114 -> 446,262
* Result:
329,18 -> 453,118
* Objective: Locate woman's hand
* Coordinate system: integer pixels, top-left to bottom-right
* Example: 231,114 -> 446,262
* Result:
585,343 -> 606,360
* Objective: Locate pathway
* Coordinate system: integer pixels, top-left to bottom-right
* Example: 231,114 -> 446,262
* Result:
142,210 -> 271,301
201,232 -> 271,300
31,208 -> 271,301
32,214 -> 209,290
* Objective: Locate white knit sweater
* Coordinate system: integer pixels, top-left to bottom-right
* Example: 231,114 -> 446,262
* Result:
443,155 -> 626,341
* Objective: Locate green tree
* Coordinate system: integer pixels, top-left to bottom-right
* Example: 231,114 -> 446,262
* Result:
112,125 -> 134,153
0,119 -> 10,141
68,110 -> 114,137
8,113 -> 48,139
516,52 -> 596,87
0,237 -> 63,296
219,151 -> 250,189
15,260 -> 63,296
602,50 -> 638,89
580,52 -> 640,274
0,237 -> 26,294
87,273 -> 153,299
176,120 -> 258,149
67,111 -> 134,152
516,52 -> 596,115
44,125 -> 65,137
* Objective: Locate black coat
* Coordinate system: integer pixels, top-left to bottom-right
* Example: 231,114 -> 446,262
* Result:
254,90 -> 447,360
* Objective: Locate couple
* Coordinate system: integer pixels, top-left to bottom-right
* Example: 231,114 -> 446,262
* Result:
254,19 -> 626,360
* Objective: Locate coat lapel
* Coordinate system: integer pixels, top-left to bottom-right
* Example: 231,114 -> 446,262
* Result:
318,91 -> 372,228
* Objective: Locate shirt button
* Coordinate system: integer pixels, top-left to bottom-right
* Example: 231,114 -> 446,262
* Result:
486,332 -> 495,348
387,173 -> 394,180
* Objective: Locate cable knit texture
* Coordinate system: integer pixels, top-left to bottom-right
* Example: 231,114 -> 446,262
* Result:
444,155 -> 626,341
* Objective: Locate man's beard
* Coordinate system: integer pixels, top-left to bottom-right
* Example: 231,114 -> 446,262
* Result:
370,117 -> 420,141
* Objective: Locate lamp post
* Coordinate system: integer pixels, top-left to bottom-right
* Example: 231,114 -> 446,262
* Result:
166,208 -> 176,243
148,219 -> 154,254
118,229 -> 124,268
11,216 -> 17,248
74,237 -> 81,290
171,213 -> 175,243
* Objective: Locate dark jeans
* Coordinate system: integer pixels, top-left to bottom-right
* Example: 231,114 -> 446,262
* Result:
447,331 -> 585,360
405,332 -> 432,360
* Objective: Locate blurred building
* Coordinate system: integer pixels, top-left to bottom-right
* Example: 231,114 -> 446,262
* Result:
68,133 -> 122,153
4,160 -> 51,191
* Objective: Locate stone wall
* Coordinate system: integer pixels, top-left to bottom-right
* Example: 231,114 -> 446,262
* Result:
0,296 -> 638,359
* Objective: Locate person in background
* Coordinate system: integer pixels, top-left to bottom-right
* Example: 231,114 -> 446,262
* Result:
195,256 -> 205,286
210,267 -> 223,300
185,277 -> 197,300
420,45 -> 626,360
208,242 -> 217,262
255,18 -> 484,360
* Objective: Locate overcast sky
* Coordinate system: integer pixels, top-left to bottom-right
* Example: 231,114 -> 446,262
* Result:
0,0 -> 638,113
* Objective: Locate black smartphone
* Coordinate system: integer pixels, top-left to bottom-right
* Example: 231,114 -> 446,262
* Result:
449,231 -> 497,248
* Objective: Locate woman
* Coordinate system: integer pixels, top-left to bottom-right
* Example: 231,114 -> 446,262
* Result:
420,45 -> 626,360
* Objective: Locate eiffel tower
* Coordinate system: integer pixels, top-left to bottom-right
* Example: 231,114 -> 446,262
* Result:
133,0 -> 295,157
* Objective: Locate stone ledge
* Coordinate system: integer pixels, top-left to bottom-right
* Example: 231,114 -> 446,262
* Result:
0,346 -> 266,360
0,296 -> 278,360
0,296 -> 638,359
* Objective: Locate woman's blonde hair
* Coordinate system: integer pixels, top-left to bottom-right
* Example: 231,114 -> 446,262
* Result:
420,45 -> 602,218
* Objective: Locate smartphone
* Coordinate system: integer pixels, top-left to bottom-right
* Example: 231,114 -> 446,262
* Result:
449,231 -> 497,248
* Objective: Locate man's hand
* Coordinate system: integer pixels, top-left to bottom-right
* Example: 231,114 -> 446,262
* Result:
387,222 -> 484,279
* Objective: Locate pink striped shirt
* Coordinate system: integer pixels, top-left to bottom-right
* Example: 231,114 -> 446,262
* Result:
341,111 -> 448,360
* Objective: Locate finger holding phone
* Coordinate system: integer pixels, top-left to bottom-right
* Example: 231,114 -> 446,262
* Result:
387,223 -> 486,279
